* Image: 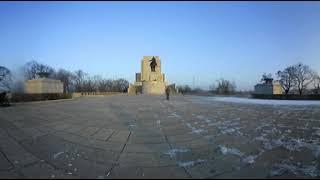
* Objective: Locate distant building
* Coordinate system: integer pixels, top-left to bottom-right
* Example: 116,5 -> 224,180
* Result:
254,78 -> 282,95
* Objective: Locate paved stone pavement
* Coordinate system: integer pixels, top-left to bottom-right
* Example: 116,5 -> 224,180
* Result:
0,95 -> 320,178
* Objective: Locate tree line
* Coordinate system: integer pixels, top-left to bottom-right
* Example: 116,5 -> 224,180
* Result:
176,78 -> 237,95
0,60 -> 129,93
176,62 -> 320,96
276,62 -> 320,95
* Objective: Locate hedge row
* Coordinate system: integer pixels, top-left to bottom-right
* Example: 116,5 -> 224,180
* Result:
11,93 -> 73,102
251,94 -> 320,100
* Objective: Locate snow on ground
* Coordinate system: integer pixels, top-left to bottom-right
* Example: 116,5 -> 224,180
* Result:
178,159 -> 206,168
203,97 -> 320,106
164,148 -> 190,158
270,160 -> 320,177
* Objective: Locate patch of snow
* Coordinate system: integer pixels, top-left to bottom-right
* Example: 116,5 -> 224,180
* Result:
270,161 -> 319,177
186,123 -> 192,128
283,139 -> 305,151
206,97 -> 320,106
53,152 -> 64,159
169,112 -> 180,118
208,122 -> 221,126
221,128 -> 236,134
242,155 -> 258,164
178,159 -> 206,168
196,115 -> 205,120
164,148 -> 190,158
314,129 -> 320,136
219,145 -> 244,157
191,127 -> 206,134
285,129 -> 292,133
254,135 -> 268,142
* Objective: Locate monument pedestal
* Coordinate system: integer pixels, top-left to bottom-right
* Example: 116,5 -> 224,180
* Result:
142,81 -> 165,95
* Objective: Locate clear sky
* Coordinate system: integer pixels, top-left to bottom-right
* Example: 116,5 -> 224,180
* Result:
1,1 -> 320,90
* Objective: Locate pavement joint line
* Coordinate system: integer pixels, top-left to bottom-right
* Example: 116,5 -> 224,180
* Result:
105,130 -> 116,141
51,131 -> 119,153
89,127 -> 103,137
19,160 -> 41,169
73,126 -> 89,135
105,131 -> 132,176
0,147 -> 14,171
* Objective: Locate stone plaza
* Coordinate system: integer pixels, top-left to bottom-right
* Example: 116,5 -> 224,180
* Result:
0,95 -> 320,178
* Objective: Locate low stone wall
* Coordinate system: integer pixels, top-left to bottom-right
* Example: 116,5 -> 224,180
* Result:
72,92 -> 123,98
251,94 -> 320,100
11,93 -> 72,102
9,92 -> 123,102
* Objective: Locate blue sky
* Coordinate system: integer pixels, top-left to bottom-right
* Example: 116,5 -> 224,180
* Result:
1,2 -> 320,90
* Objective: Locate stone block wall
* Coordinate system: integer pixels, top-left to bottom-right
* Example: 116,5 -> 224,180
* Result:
142,81 -> 165,95
25,78 -> 63,94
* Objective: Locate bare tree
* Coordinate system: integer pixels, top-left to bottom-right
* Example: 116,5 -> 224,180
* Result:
215,78 -> 236,95
24,60 -> 38,80
209,84 -> 216,93
112,78 -> 129,92
92,75 -> 103,92
97,79 -> 110,92
312,72 -> 320,94
276,65 -> 296,95
54,69 -> 74,93
177,85 -> 192,94
292,63 -> 314,95
23,60 -> 55,80
73,70 -> 87,92
0,66 -> 12,92
82,77 -> 96,92
260,73 -> 273,83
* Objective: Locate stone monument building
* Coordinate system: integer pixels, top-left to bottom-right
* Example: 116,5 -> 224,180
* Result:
128,56 -> 167,95
254,78 -> 282,95
25,77 -> 63,94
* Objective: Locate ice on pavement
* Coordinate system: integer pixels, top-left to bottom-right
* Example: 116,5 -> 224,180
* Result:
203,97 -> 320,106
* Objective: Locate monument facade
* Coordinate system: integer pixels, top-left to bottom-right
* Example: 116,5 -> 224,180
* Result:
128,56 -> 167,95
